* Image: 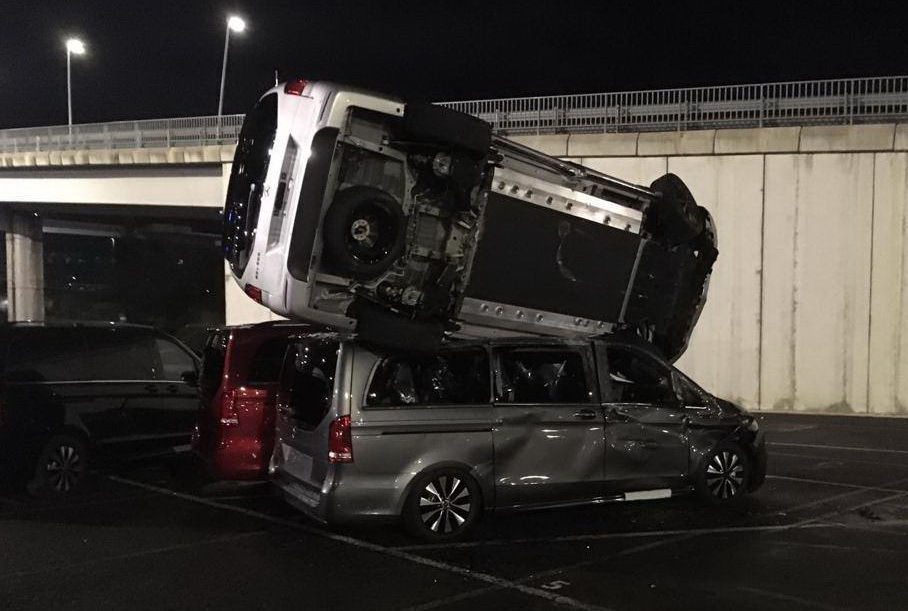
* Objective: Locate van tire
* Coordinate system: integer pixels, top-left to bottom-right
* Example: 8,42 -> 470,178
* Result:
402,104 -> 492,158
322,186 -> 407,280
695,442 -> 751,505
27,433 -> 88,496
402,468 -> 482,541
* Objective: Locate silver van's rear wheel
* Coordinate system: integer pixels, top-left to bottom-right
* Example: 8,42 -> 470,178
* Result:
403,468 -> 481,541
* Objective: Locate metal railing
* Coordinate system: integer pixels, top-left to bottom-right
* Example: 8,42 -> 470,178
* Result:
0,115 -> 244,154
1,76 -> 906,154
440,76 -> 908,134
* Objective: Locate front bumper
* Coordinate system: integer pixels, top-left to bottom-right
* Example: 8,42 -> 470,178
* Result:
749,431 -> 768,491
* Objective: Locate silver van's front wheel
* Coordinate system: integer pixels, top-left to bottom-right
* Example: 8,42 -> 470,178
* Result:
403,468 -> 481,541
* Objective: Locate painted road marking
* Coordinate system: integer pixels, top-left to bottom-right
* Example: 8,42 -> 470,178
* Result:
0,531 -> 269,580
769,442 -> 908,455
108,475 -> 615,611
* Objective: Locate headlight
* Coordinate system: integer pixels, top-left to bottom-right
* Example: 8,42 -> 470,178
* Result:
745,418 -> 760,432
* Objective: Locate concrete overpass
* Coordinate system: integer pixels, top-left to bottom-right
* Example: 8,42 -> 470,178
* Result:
1,76 -> 907,415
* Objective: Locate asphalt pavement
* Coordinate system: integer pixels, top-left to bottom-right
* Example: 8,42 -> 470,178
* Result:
1,412 -> 907,611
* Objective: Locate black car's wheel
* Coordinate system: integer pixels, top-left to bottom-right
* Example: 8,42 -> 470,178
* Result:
403,468 -> 481,541
695,442 -> 751,504
28,434 -> 88,496
322,186 -> 407,280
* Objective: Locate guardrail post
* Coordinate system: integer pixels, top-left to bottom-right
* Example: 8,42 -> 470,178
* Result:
759,84 -> 765,127
847,79 -> 854,125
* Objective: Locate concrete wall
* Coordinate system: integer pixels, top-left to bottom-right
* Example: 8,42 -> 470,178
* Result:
509,124 -> 908,415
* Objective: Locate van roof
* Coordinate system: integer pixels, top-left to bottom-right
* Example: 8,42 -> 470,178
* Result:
282,332 -> 667,360
0,320 -> 156,331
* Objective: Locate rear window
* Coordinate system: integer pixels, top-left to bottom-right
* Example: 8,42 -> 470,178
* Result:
247,336 -> 291,386
280,339 -> 340,429
366,348 -> 490,407
223,93 -> 278,275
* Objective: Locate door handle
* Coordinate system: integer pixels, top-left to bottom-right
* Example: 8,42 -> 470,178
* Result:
144,384 -> 159,394
573,409 -> 597,420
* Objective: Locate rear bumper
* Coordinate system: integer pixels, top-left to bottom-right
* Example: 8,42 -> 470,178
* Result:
193,433 -> 271,481
272,467 -> 331,523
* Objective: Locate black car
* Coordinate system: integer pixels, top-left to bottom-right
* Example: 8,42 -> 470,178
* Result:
0,322 -> 200,494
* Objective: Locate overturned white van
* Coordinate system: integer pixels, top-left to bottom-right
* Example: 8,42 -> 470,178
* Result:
223,79 -> 717,360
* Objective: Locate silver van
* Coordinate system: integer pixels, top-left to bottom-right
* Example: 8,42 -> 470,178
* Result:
271,334 -> 766,540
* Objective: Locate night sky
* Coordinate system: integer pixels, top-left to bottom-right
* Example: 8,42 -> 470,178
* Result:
2,0 -> 906,129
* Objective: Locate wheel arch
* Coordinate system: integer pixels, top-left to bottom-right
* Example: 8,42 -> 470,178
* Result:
394,460 -> 490,516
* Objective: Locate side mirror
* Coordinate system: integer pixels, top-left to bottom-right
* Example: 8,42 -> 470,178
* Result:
181,370 -> 199,387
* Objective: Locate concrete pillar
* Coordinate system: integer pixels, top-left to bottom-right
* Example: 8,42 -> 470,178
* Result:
1,211 -> 45,322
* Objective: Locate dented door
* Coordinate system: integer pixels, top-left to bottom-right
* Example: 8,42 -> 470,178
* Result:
600,345 -> 689,491
491,345 -> 604,508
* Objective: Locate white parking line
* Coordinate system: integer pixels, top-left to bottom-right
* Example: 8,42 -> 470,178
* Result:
399,522 -> 832,552
776,476 -> 908,517
0,531 -> 268,580
771,450 -> 908,468
108,476 -> 615,611
767,474 -> 908,494
738,586 -> 850,611
769,442 -> 908,455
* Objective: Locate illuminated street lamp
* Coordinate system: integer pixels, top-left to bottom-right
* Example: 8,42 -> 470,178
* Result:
217,16 -> 246,121
65,38 -> 86,126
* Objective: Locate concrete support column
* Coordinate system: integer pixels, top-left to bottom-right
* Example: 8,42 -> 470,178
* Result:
1,211 -> 44,322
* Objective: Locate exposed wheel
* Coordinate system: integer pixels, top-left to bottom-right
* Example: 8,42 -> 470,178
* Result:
322,186 -> 407,280
403,468 -> 481,541
647,173 -> 706,245
695,442 -> 751,504
28,434 -> 88,496
402,103 -> 492,158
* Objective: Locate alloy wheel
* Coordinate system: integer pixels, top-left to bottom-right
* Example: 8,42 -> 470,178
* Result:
44,443 -> 84,493
418,475 -> 473,534
705,450 -> 745,499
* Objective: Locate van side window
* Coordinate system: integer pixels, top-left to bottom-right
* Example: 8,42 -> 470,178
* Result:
366,349 -> 489,407
4,329 -> 91,382
154,337 -> 197,380
604,347 -> 676,404
283,341 -> 339,429
495,349 -> 591,404
84,329 -> 156,380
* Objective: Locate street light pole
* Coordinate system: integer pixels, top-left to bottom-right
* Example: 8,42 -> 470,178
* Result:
217,16 -> 246,134
65,38 -> 86,127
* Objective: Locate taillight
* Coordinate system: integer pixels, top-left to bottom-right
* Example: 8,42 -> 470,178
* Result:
328,415 -> 353,463
244,284 -> 263,303
284,79 -> 310,96
219,389 -> 240,426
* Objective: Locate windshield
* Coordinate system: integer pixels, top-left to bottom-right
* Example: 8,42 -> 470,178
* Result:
223,92 -> 278,275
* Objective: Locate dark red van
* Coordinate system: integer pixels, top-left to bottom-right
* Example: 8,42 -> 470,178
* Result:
192,322 -> 317,480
